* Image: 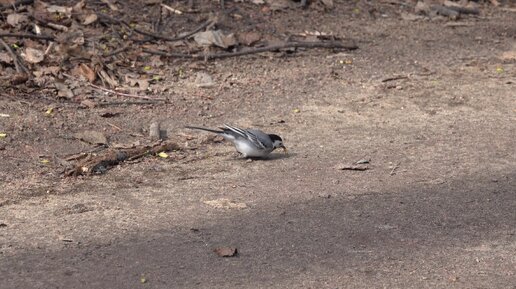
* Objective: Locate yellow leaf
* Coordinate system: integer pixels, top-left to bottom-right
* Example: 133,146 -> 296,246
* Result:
496,67 -> 504,73
40,159 -> 50,164
45,107 -> 54,115
293,108 -> 300,113
158,152 -> 169,158
0,133 -> 6,138
140,277 -> 147,283
143,66 -> 152,71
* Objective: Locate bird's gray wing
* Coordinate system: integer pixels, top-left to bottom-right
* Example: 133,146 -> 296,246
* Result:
223,124 -> 267,150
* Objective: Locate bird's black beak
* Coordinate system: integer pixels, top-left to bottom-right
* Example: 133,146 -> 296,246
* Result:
281,145 -> 288,154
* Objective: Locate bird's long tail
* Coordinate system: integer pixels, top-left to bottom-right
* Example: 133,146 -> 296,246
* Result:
185,126 -> 224,134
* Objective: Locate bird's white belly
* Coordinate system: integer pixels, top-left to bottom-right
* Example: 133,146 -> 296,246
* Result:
234,141 -> 267,157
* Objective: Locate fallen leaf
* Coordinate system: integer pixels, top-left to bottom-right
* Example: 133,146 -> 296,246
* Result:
0,52 -> 12,64
267,0 -> 291,11
321,0 -> 334,9
194,30 -> 237,49
10,73 -> 29,85
100,0 -> 118,11
22,47 -> 45,64
45,107 -> 54,116
83,13 -> 97,25
74,130 -> 108,145
80,99 -> 96,108
71,63 -> 96,82
214,247 -> 238,257
7,13 -> 28,27
414,1 -> 430,15
54,81 -> 74,98
195,72 -> 215,88
0,133 -> 7,138
157,152 -> 169,158
46,4 -> 73,18
401,12 -> 424,21
203,198 -> 247,209
98,70 -> 119,87
237,31 -> 262,46
40,159 -> 50,164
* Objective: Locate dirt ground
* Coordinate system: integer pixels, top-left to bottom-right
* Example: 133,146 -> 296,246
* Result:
1,1 -> 515,288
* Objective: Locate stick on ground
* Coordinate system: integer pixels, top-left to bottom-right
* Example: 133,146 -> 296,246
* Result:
144,40 -> 358,60
65,141 -> 180,176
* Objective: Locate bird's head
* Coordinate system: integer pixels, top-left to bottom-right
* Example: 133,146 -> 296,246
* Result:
269,134 -> 287,153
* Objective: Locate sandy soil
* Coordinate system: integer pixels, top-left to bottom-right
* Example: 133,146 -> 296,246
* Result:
1,2 -> 515,288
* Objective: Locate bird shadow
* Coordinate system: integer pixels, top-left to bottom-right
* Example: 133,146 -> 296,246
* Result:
239,152 -> 296,161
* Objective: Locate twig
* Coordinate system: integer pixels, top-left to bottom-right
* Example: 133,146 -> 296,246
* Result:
143,40 -> 358,60
390,162 -> 400,175
97,100 -> 164,106
0,37 -> 29,74
98,13 -> 213,42
107,122 -> 122,131
382,75 -> 408,82
103,44 -> 131,57
161,3 -> 183,14
89,83 -> 167,101
338,165 -> 368,171
0,33 -> 55,41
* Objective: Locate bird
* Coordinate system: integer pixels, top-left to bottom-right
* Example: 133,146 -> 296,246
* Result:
185,124 -> 287,158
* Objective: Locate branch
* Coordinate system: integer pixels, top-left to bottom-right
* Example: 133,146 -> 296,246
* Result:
65,141 -> 180,176
143,41 -> 358,60
0,37 -> 29,74
88,83 -> 168,101
98,13 -> 213,42
0,33 -> 55,41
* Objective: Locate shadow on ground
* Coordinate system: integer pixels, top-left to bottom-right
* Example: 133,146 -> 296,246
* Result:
1,171 -> 514,289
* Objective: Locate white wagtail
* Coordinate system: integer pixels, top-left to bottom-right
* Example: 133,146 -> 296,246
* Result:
186,124 -> 287,158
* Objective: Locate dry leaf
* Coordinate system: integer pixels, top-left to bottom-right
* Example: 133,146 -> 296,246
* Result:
98,70 -> 119,88
157,152 -> 169,158
321,0 -> 334,9
267,0 -> 291,11
237,31 -> 261,46
100,0 -> 118,11
46,4 -> 73,18
74,130 -> 108,145
7,13 -> 29,27
80,99 -> 96,108
71,63 -> 96,82
73,0 -> 85,11
194,30 -> 237,49
0,52 -> 12,64
213,247 -> 238,257
54,81 -> 74,98
194,72 -> 215,88
203,198 -> 247,209
10,73 -> 29,85
83,13 -> 98,25
22,48 -> 45,64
